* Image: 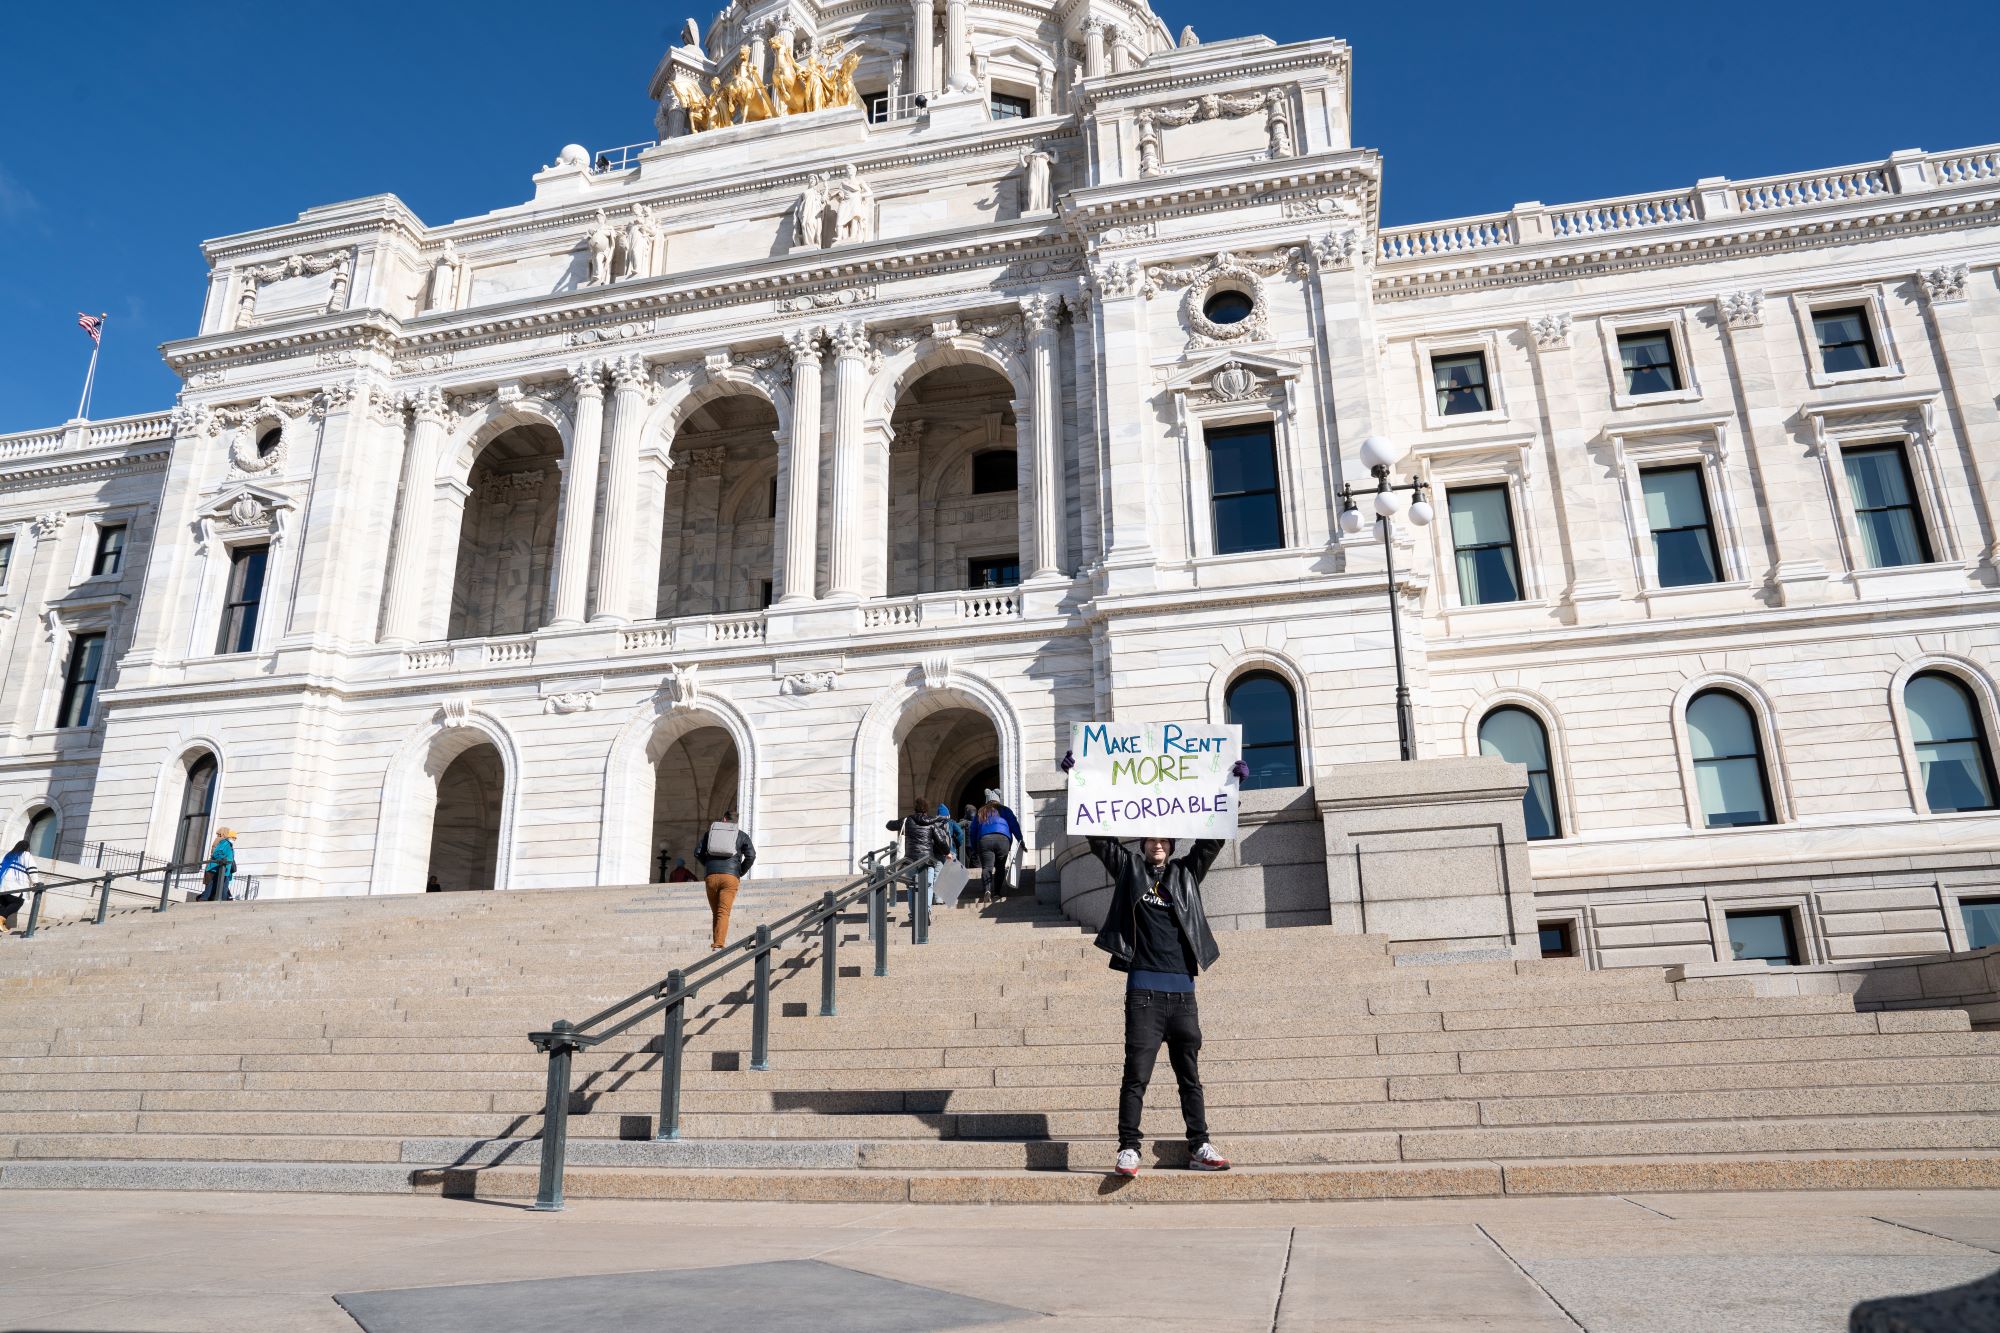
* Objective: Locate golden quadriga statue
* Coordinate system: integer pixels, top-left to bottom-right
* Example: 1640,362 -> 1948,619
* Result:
672,36 -> 861,133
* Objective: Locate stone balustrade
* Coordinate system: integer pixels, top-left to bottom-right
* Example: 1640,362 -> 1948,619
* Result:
0,411 -> 174,462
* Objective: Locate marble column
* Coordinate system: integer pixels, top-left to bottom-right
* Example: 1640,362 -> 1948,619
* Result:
380,388 -> 449,643
1525,324 -> 1626,613
911,0 -> 935,96
944,0 -> 970,92
826,322 -> 871,597
1087,270 -> 1155,588
1917,265 -> 2000,568
779,328 -> 824,602
1022,293 -> 1065,579
593,354 -> 651,622
550,362 -> 605,626
1083,18 -> 1106,79
1109,28 -> 1132,74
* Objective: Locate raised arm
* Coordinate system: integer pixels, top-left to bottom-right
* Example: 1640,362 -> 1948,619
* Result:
1180,838 -> 1224,884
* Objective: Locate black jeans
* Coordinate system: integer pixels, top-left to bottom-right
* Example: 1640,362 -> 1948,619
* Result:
976,834 -> 1011,899
1118,988 -> 1207,1153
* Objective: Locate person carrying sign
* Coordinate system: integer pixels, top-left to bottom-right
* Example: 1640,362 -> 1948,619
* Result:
1061,744 -> 1249,1177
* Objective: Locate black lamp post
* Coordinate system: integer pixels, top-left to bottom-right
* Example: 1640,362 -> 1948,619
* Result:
1337,435 -> 1433,762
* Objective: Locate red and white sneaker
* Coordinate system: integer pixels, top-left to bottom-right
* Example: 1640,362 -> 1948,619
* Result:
1187,1143 -> 1230,1172
1114,1148 -> 1141,1177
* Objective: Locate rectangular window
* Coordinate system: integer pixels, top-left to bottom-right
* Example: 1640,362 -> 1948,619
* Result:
0,535 -> 12,588
1725,910 -> 1801,966
967,555 -> 1020,589
1447,485 -> 1523,605
1964,897 -> 2000,952
1640,465 -> 1722,587
56,631 -> 106,729
1431,351 -> 1491,416
864,91 -> 891,124
1843,445 -> 1932,569
91,524 -> 127,578
1206,423 -> 1284,556
214,544 -> 269,655
759,579 -> 774,609
1538,921 -> 1576,958
989,92 -> 1032,120
1813,306 -> 1880,375
1617,330 -> 1682,395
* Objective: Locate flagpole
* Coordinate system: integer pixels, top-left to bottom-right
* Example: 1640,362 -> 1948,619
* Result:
76,313 -> 107,421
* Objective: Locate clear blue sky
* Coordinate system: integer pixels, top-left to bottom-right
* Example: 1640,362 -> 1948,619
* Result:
2,0 -> 1993,427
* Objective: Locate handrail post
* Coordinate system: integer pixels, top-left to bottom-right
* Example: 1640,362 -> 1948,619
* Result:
915,865 -> 931,945
656,971 -> 684,1141
530,1020 -> 579,1212
750,923 -> 772,1071
872,878 -> 888,977
819,890 -> 837,1016
22,888 -> 44,940
94,871 -> 114,925
156,869 -> 173,913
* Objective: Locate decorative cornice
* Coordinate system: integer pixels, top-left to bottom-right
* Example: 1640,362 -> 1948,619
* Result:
1719,290 -> 1765,329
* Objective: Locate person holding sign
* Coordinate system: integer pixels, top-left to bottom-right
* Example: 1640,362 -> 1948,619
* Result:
1061,731 -> 1249,1177
694,812 -> 757,950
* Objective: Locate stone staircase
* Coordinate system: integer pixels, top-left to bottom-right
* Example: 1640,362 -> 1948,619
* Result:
2,883 -> 1998,1203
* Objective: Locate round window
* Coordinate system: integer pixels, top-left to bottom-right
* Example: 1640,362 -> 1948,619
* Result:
255,428 -> 282,458
1202,289 -> 1255,326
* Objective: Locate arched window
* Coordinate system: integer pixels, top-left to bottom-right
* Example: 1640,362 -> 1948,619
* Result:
24,808 -> 59,859
173,754 -> 219,868
1687,690 -> 1774,828
1907,672 -> 1997,813
1226,671 -> 1301,790
1478,707 -> 1561,840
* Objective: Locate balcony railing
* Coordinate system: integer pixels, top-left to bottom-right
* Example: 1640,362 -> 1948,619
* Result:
589,140 -> 656,172
0,411 -> 174,464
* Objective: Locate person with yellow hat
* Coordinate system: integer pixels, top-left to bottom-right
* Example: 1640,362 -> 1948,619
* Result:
197,827 -> 238,902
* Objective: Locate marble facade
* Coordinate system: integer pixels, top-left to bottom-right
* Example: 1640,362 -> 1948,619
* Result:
3,0 -> 1999,967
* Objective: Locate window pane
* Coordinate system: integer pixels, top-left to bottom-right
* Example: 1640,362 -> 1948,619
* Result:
1726,911 -> 1798,965
1696,757 -> 1771,826
1212,494 -> 1283,556
1618,332 -> 1681,393
1687,692 -> 1757,760
1227,673 -> 1300,789
1844,448 -> 1929,568
1537,922 -> 1573,957
1207,427 -> 1278,494
1965,899 -> 2000,951
1814,307 -> 1878,373
1432,353 -> 1490,415
25,809 -> 58,859
1855,507 -> 1928,569
0,537 -> 12,585
1641,468 -> 1708,531
1909,674 -> 1996,811
1653,527 -> 1721,587
1918,740 -> 1996,813
1456,546 -> 1522,605
58,633 -> 106,729
1480,708 -> 1560,840
1844,449 -> 1911,509
1523,772 -> 1560,840
1448,487 -> 1513,547
1908,674 -> 1979,745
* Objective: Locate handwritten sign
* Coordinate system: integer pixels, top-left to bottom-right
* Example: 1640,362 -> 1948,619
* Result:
1066,722 -> 1241,839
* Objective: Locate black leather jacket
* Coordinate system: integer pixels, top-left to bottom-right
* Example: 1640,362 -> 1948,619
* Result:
1087,837 -> 1223,975
886,813 -> 953,863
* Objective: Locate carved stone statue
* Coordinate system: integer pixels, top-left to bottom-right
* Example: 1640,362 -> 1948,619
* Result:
795,173 -> 829,249
621,204 -> 660,280
1020,146 -> 1055,214
1136,113 -> 1162,176
586,211 -> 616,286
1266,91 -> 1294,158
830,164 -> 874,245
1179,25 -> 1199,47
427,240 -> 463,311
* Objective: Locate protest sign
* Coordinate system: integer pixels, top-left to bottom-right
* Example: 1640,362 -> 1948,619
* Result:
1065,721 -> 1241,839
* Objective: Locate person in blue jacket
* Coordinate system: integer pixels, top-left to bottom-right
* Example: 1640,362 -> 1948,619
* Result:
968,791 -> 1024,906
197,828 -> 237,902
938,804 -> 966,863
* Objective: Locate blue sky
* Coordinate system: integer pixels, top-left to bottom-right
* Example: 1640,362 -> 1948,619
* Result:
1,0 -> 1994,427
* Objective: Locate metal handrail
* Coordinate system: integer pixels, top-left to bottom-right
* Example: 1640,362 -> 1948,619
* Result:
524,843 -> 937,1211
11,859 -> 206,938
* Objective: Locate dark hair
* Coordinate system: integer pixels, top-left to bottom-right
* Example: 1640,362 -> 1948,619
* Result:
7,839 -> 27,856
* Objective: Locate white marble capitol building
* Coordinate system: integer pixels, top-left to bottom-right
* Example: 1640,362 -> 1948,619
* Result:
4,0 -> 2000,972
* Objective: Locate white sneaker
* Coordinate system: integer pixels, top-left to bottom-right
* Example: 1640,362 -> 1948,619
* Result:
1188,1143 -> 1230,1172
1114,1148 -> 1140,1177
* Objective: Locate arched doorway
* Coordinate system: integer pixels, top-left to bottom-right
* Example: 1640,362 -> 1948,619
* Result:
427,743 -> 504,891
447,424 -> 561,639
888,366 -> 1022,596
172,753 -> 220,868
24,807 -> 59,859
650,725 -> 741,881
898,707 -> 1000,823
658,393 -> 780,616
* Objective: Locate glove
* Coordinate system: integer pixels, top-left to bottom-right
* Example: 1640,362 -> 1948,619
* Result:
1231,759 -> 1250,781
1059,750 -> 1076,772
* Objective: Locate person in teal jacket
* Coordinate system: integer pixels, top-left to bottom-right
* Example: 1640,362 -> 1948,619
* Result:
197,829 -> 237,902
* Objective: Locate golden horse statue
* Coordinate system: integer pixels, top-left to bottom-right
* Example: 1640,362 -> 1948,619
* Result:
769,35 -> 810,116
720,45 -> 776,124
670,71 -> 723,132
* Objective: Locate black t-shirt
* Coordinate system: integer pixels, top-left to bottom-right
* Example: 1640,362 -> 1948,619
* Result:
1129,867 -> 1197,977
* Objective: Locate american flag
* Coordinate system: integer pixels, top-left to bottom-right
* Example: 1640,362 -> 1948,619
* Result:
77,312 -> 105,345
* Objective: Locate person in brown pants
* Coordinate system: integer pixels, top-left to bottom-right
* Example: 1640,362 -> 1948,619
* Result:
693,814 -> 757,949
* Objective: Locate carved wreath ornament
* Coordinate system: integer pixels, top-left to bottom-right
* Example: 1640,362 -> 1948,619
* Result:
1182,256 -> 1271,346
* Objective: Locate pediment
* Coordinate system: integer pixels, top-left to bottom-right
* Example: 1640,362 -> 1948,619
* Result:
1163,350 -> 1302,395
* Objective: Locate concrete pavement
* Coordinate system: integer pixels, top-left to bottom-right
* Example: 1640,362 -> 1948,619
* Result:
1,1188 -> 1996,1331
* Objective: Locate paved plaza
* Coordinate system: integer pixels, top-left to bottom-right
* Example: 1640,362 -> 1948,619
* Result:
1,1188 -> 1996,1331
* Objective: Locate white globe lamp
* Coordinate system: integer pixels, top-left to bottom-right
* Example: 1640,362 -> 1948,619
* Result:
1407,499 -> 1434,527
1373,490 -> 1405,518
1339,505 -> 1365,534
1358,435 -> 1400,471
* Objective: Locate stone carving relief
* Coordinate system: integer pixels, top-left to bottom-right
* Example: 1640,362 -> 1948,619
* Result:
796,165 -> 876,249
920,652 -> 952,690
1087,256 -> 1139,299
544,690 -> 598,714
1135,88 -> 1295,177
1529,312 -> 1573,351
1719,291 -> 1764,329
567,317 -> 656,347
1309,229 -> 1360,271
689,447 -> 728,476
585,211 -> 617,286
232,248 -> 354,328
621,203 -> 663,281
1919,263 -> 1969,304
437,698 -> 477,728
662,662 -> 700,707
28,512 -> 66,541
427,241 -> 464,312
780,670 -> 838,695
775,283 -> 876,314
1204,361 -> 1262,403
1019,145 -> 1055,215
